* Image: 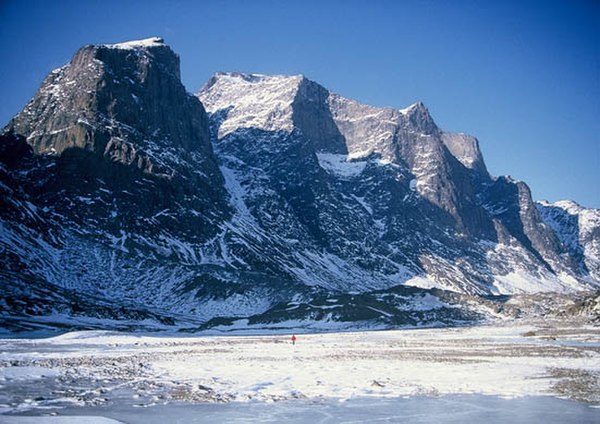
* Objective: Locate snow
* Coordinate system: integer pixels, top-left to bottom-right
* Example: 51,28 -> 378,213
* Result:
316,153 -> 367,178
398,101 -> 425,115
397,293 -> 453,311
198,73 -> 303,139
0,323 -> 597,416
483,242 -> 591,294
286,250 -> 385,292
104,37 -> 165,50
536,200 -> 600,282
219,165 -> 256,226
350,194 -> 373,215
403,275 -> 438,290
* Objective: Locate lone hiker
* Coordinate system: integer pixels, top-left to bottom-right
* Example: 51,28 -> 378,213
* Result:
291,334 -> 297,345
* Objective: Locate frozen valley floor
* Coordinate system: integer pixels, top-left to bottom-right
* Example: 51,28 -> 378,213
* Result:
0,320 -> 598,422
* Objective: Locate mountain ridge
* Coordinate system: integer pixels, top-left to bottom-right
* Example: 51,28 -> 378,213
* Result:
0,38 -> 598,332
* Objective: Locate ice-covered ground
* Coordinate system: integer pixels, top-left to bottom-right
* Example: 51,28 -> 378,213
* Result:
0,322 -> 598,421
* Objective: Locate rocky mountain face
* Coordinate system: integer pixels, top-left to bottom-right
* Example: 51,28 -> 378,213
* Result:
4,37 -> 227,237
1,38 -> 233,327
536,200 -> 600,281
0,39 -> 598,331
197,72 -> 595,294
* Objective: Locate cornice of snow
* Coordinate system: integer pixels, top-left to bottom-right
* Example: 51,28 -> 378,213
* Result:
103,36 -> 166,50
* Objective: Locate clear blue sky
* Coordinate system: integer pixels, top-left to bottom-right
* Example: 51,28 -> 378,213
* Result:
1,0 -> 598,208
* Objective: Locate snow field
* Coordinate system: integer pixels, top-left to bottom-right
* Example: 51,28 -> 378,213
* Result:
1,322 -> 598,415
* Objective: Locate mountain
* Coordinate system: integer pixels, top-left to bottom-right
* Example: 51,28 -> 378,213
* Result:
0,39 -> 598,332
0,37 -> 233,327
536,200 -> 600,281
197,72 -> 595,294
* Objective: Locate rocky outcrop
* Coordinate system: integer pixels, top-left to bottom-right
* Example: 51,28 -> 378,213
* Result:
327,92 -> 494,238
3,37 -> 228,229
5,37 -> 216,177
441,132 -> 487,176
292,78 -> 347,154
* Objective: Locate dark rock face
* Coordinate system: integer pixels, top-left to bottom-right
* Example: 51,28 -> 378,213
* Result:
4,38 -> 224,226
4,37 -> 227,235
0,41 -> 598,331
1,38 -> 232,327
479,177 -> 576,274
292,78 -> 347,154
7,37 -> 212,158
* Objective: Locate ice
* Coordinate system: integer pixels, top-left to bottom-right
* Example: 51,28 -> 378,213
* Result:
0,366 -> 59,381
0,418 -> 123,423
5,396 -> 593,424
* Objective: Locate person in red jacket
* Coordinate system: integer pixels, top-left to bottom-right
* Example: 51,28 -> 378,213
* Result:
291,334 -> 297,345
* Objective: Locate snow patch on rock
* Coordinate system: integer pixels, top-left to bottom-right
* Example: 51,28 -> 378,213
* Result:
316,153 -> 367,178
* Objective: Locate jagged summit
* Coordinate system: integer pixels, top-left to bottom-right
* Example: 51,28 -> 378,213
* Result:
200,71 -> 488,179
198,72 -> 441,144
539,199 -> 587,212
399,101 -> 427,115
206,71 -> 305,84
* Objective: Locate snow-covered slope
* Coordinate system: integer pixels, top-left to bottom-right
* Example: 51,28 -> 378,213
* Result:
200,72 -> 303,138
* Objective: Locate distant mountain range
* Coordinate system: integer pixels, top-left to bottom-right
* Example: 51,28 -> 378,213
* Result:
1,37 -> 598,332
